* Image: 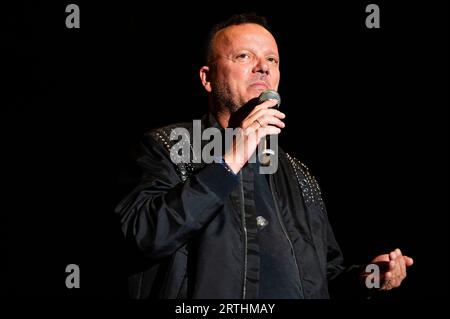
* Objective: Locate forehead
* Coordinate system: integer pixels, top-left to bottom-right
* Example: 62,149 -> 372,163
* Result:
213,23 -> 278,54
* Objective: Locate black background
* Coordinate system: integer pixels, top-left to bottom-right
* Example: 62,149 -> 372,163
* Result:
4,0 -> 448,301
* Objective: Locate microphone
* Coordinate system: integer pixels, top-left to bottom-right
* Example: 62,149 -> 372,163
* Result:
258,90 -> 281,166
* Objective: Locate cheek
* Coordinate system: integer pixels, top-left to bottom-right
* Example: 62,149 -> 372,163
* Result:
225,68 -> 250,90
271,69 -> 281,87
217,66 -> 242,83
236,68 -> 255,90
240,67 -> 253,78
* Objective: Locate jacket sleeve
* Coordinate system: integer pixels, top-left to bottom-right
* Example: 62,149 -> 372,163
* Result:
323,205 -> 346,281
306,171 -> 365,298
323,206 -> 367,298
115,133 -> 239,260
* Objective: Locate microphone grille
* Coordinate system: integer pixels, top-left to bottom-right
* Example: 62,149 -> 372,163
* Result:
258,90 -> 281,107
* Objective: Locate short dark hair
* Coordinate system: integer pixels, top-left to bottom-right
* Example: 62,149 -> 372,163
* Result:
204,13 -> 271,64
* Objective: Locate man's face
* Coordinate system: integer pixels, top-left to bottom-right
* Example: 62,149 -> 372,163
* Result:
207,23 -> 280,112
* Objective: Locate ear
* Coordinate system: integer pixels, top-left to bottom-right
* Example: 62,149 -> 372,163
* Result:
199,66 -> 212,93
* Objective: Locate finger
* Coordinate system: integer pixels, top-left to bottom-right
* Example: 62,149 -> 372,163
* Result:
371,253 -> 390,263
381,278 -> 391,290
246,118 -> 285,133
383,271 -> 392,281
381,283 -> 391,291
405,256 -> 414,267
392,259 -> 407,283
252,99 -> 280,113
398,255 -> 406,279
389,250 -> 397,261
389,258 -> 403,280
389,258 -> 396,270
244,111 -> 285,130
390,277 -> 400,288
381,271 -> 393,290
254,114 -> 285,129
247,108 -> 286,125
255,126 -> 282,139
248,119 -> 263,131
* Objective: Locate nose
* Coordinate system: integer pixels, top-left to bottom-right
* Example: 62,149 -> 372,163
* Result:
253,56 -> 269,75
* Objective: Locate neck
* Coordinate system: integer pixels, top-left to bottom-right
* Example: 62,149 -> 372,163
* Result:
209,98 -> 232,128
210,97 -> 256,129
214,109 -> 231,128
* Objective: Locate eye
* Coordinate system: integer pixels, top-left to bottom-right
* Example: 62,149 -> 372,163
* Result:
267,56 -> 279,65
235,52 -> 253,62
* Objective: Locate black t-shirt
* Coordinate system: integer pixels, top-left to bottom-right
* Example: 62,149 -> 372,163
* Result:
243,162 -> 303,299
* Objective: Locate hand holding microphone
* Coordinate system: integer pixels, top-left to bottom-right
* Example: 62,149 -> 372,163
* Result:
224,90 -> 285,173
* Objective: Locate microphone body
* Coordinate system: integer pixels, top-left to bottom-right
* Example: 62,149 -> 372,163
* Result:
257,90 -> 281,166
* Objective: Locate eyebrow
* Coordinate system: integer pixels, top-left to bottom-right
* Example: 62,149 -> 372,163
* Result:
231,47 -> 279,56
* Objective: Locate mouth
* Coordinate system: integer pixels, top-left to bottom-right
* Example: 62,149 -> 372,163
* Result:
249,81 -> 269,90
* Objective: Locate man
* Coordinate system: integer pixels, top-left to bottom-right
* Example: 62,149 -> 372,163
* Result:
115,13 -> 413,299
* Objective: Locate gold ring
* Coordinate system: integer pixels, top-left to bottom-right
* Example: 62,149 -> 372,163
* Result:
255,119 -> 262,127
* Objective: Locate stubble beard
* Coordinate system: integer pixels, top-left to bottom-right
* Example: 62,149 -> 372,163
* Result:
211,81 -> 241,114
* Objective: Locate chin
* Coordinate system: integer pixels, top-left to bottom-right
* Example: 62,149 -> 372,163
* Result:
249,86 -> 268,96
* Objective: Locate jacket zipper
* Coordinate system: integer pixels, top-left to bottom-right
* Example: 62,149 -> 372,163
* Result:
269,174 -> 305,297
239,171 -> 248,299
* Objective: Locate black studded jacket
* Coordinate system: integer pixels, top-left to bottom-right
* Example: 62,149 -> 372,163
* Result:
115,114 -> 362,299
